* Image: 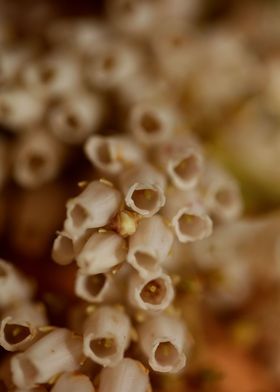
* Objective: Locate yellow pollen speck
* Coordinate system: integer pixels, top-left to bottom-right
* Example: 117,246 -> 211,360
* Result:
111,263 -> 123,274
171,274 -> 181,285
105,339 -> 112,348
86,305 -> 96,314
135,311 -> 146,323
163,217 -> 172,227
12,327 -> 22,337
100,338 -> 113,348
144,190 -> 153,200
179,277 -> 202,294
148,284 -> 157,293
162,344 -> 171,356
166,305 -> 181,317
48,373 -> 61,385
38,325 -> 55,333
78,181 -> 88,188
138,362 -> 149,374
184,214 -> 194,223
231,320 -> 259,348
99,178 -> 113,187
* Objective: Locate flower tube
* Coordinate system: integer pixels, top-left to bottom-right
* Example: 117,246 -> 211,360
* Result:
0,259 -> 33,309
84,135 -> 144,176
83,306 -> 130,367
0,302 -> 47,352
21,52 -> 81,98
153,135 -> 204,190
52,231 -> 75,266
128,271 -> 174,312
85,40 -> 142,89
52,226 -> 97,267
0,89 -> 43,131
13,130 -> 66,188
138,314 -> 186,373
64,181 -> 122,239
119,163 -> 166,217
11,328 -> 84,389
117,72 -> 168,106
49,91 -> 104,145
98,358 -> 151,392
162,188 -> 212,243
151,25 -> 196,86
128,99 -> 179,145
0,46 -> 31,86
76,231 -> 126,274
75,262 -> 128,305
187,32 -> 259,120
75,271 -> 117,303
200,160 -> 243,222
50,372 -> 95,392
127,215 -> 173,278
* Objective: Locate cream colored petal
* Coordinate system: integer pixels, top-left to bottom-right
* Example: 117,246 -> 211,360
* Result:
84,135 -> 143,175
98,358 -> 151,392
75,271 -> 116,303
85,40 -> 142,89
76,231 -> 126,274
127,215 -> 173,278
11,329 -> 84,389
0,302 -> 47,351
162,188 -> 212,243
138,314 -> 186,373
64,181 -> 122,239
52,232 -> 74,266
106,0 -> 158,37
13,130 -> 66,188
50,372 -> 95,392
119,163 -> 166,217
129,100 -> 179,145
0,259 -> 33,309
154,135 -> 203,190
0,89 -> 43,131
199,160 -> 243,222
83,306 -> 130,367
128,271 -> 174,312
49,91 -> 104,145
21,52 -> 81,98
